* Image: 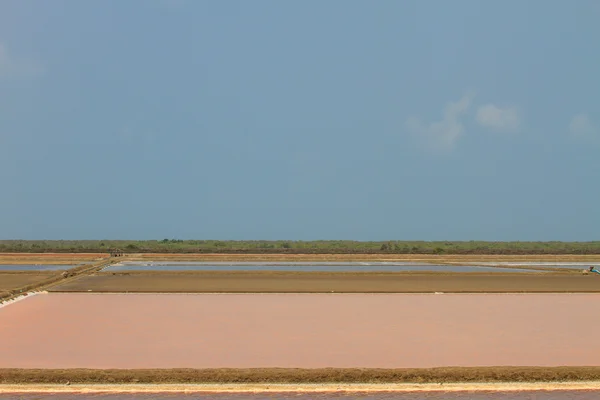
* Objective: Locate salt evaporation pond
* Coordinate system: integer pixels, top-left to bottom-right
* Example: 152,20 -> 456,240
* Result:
103,261 -> 542,273
2,293 -> 599,368
0,264 -> 78,271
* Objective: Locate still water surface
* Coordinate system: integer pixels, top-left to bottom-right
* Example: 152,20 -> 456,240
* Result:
1,391 -> 599,399
103,262 -> 541,273
472,262 -> 600,270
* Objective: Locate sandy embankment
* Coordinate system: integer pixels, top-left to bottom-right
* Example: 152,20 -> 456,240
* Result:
3,381 -> 600,393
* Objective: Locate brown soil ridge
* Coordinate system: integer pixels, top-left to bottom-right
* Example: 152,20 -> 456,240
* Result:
3,367 -> 600,384
50,271 -> 600,293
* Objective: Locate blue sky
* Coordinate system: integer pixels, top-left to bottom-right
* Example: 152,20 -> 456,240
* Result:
0,0 -> 598,241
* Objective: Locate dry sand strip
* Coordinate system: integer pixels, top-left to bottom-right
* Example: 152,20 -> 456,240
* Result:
1,293 -> 600,369
3,382 -> 600,393
50,271 -> 600,293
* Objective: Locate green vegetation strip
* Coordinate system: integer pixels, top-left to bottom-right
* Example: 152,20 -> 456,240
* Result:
3,240 -> 600,254
3,368 -> 600,384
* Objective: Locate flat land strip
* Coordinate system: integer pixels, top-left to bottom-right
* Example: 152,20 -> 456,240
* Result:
0,273 -> 56,292
1,293 -> 598,369
0,253 -> 107,265
127,253 -> 600,263
49,271 -> 600,293
4,252 -> 600,264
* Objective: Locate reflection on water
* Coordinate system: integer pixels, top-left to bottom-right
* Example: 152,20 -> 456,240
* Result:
0,264 -> 76,271
2,391 -> 600,399
103,262 -> 542,273
472,262 -> 600,270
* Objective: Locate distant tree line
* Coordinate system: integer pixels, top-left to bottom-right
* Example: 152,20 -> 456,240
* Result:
1,240 -> 600,255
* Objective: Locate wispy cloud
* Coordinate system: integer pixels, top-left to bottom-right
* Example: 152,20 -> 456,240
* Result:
569,113 -> 597,138
0,42 -> 43,80
475,104 -> 520,133
406,93 -> 474,152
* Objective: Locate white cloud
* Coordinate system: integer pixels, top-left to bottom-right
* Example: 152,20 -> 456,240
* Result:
569,113 -> 596,137
0,42 -> 42,79
475,104 -> 520,133
406,93 -> 474,152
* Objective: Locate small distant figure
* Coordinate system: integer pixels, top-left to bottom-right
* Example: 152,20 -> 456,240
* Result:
589,266 -> 600,274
